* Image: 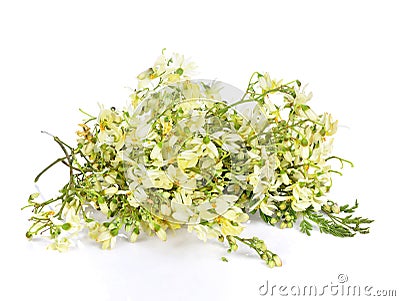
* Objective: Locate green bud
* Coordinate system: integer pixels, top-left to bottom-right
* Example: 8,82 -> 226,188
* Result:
110,228 -> 119,237
231,244 -> 238,252
270,218 -> 278,225
176,67 -> 184,75
285,215 -> 292,222
273,255 -> 282,267
202,135 -> 211,144
331,203 -> 340,214
268,260 -> 276,268
287,222 -> 293,228
154,224 -> 161,232
26,232 -> 33,239
301,138 -> 308,146
62,223 -> 72,231
280,222 -> 287,229
279,203 -> 287,210
322,204 -> 331,212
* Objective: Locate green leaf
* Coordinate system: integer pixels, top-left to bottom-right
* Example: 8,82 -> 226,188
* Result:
259,210 -> 271,224
300,219 -> 312,236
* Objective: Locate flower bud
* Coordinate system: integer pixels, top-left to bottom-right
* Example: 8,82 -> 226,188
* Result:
203,136 -> 211,144
322,204 -> 331,212
267,260 -> 276,268
270,218 -> 278,225
301,138 -> 308,146
130,231 -> 138,243
153,224 -> 161,232
331,203 -> 340,214
110,228 -> 119,237
279,203 -> 287,210
62,223 -> 72,231
273,255 -> 282,267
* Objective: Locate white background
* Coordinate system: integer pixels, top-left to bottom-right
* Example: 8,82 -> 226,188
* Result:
1,0 -> 399,300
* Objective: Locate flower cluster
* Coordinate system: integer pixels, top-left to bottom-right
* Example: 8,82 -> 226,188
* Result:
22,50 -> 372,266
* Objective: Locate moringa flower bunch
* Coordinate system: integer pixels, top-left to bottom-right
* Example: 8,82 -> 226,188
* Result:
23,50 -> 372,267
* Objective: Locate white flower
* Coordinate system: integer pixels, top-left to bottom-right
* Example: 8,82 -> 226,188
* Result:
187,224 -> 219,242
294,84 -> 313,106
219,133 -> 242,154
147,169 -> 173,190
304,107 -> 318,121
171,201 -> 194,222
197,195 -> 238,221
104,186 -> 118,196
173,189 -> 193,206
155,228 -> 167,241
202,140 -> 219,159
222,206 -> 248,223
248,165 -> 262,188
126,164 -> 154,190
150,144 -> 163,166
64,207 -> 83,233
291,183 -> 323,211
177,150 -> 199,172
283,151 -> 293,163
47,237 -> 71,252
260,198 -> 276,216
189,137 -> 219,159
214,195 -> 237,215
203,81 -> 223,100
259,73 -> 282,91
300,145 -> 310,159
160,204 -> 172,216
170,52 -> 197,78
280,172 -> 290,185
166,165 -> 197,190
322,113 -> 338,136
218,207 -> 249,236
95,226 -> 117,250
181,81 -> 201,101
82,142 -> 95,155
